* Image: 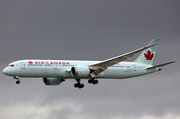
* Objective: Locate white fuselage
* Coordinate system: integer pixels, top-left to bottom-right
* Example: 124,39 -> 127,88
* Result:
3,60 -> 159,79
2,39 -> 175,88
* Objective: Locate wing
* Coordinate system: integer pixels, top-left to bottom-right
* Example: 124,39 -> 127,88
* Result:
88,43 -> 159,78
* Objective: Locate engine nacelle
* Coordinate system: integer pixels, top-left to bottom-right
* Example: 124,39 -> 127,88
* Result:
43,78 -> 63,85
71,66 -> 90,77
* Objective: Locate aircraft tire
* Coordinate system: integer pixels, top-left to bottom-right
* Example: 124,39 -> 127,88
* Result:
16,80 -> 20,84
94,80 -> 98,84
80,84 -> 84,88
74,83 -> 79,88
74,82 -> 84,89
88,79 -> 92,84
92,80 -> 98,85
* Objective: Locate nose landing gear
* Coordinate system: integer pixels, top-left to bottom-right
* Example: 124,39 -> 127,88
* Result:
14,76 -> 20,84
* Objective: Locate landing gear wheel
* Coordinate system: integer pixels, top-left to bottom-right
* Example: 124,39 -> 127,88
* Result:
88,79 -> 92,84
89,78 -> 98,85
74,83 -> 79,88
74,79 -> 84,89
14,76 -> 20,84
16,80 -> 20,84
88,78 -> 95,84
79,84 -> 84,88
93,80 -> 98,84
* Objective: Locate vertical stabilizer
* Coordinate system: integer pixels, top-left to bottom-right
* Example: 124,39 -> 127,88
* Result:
134,39 -> 159,65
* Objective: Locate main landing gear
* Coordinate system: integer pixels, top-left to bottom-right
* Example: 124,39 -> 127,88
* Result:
74,78 -> 99,89
14,76 -> 20,84
88,78 -> 98,85
74,79 -> 84,89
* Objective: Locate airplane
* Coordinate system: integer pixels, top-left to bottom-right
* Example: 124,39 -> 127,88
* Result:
2,39 -> 176,89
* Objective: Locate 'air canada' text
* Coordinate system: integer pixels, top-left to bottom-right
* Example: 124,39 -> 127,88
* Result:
28,61 -> 70,65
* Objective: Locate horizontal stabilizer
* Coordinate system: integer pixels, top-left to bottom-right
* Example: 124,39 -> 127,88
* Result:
144,61 -> 177,70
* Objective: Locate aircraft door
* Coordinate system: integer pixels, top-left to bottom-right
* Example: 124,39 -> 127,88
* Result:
54,64 -> 58,69
20,62 -> 26,69
126,66 -> 132,78
133,65 -> 137,71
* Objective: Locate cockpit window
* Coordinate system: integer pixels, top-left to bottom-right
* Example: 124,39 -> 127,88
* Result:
8,64 -> 14,67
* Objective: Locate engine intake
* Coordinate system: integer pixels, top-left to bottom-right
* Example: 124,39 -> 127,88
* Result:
71,66 -> 90,77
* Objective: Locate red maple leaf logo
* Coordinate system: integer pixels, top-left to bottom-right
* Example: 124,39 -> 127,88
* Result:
144,50 -> 154,60
28,61 -> 33,64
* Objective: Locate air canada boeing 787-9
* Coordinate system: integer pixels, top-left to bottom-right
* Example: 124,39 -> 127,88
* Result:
3,39 -> 176,89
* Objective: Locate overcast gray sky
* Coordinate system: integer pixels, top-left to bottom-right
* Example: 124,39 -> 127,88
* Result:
0,0 -> 180,119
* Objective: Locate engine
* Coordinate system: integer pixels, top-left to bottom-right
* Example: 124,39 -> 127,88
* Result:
71,66 -> 90,77
43,77 -> 63,85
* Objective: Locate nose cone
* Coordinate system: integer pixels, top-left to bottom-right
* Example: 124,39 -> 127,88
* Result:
2,68 -> 8,75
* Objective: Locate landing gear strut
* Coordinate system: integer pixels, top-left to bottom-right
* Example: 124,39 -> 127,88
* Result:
88,78 -> 98,85
14,76 -> 20,84
74,79 -> 84,89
